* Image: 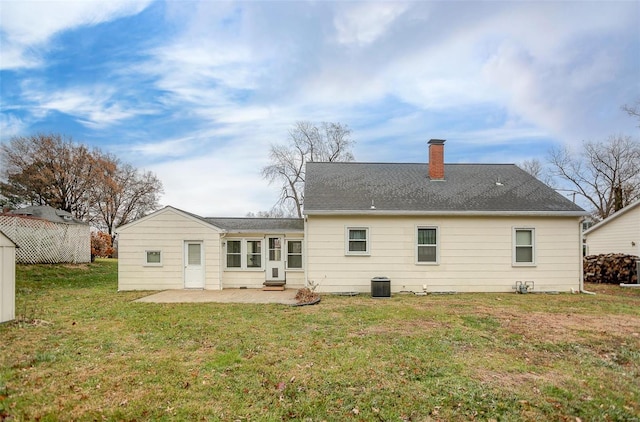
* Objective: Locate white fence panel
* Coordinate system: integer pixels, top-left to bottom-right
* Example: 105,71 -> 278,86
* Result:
0,215 -> 90,264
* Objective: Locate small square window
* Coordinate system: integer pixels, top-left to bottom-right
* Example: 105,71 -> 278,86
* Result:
145,250 -> 162,266
346,227 -> 369,255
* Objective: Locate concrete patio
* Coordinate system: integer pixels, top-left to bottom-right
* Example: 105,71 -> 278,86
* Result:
134,288 -> 299,305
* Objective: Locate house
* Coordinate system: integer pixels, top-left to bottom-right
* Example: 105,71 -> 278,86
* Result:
117,140 -> 588,293
0,205 -> 90,264
583,200 -> 640,256
0,230 -> 16,323
117,210 -> 304,291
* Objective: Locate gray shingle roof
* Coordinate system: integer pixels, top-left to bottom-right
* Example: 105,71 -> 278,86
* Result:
304,162 -> 586,215
10,205 -> 87,225
205,217 -> 304,233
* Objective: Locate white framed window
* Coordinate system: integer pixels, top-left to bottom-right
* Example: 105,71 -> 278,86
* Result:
346,227 -> 369,255
513,228 -> 535,265
286,239 -> 303,269
247,240 -> 262,268
225,239 -> 264,270
144,250 -> 162,266
416,226 -> 438,264
226,240 -> 241,268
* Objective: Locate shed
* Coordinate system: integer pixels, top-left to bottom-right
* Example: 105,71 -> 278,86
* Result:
0,230 -> 16,323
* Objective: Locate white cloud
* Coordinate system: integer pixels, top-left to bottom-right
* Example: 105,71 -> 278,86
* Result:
334,2 -> 410,46
0,0 -> 153,69
147,141 -> 279,217
0,113 -> 26,139
21,82 -> 154,128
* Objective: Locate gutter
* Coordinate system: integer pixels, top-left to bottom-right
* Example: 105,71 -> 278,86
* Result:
304,210 -> 589,217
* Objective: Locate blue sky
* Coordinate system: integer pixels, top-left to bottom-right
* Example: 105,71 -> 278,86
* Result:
1,0 -> 639,217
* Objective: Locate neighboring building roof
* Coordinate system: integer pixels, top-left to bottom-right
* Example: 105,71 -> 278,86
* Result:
0,229 -> 18,247
205,217 -> 304,233
9,205 -> 86,225
304,162 -> 587,216
583,199 -> 640,236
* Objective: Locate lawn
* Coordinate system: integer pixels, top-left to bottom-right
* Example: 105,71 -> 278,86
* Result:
1,259 -> 639,421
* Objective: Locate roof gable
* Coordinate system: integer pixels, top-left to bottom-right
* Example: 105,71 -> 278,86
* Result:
117,206 -> 304,234
116,206 -> 223,233
304,162 -> 586,216
583,199 -> 640,236
0,230 -> 17,247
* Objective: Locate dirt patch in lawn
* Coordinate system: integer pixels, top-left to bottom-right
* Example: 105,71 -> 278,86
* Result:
500,312 -> 640,342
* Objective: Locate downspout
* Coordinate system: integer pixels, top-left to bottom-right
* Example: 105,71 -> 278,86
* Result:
303,215 -> 308,288
219,232 -> 227,290
579,218 -> 595,295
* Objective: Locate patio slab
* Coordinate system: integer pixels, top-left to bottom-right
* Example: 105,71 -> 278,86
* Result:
134,288 -> 298,305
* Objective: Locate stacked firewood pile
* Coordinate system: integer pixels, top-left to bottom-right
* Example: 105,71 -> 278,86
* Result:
583,253 -> 639,284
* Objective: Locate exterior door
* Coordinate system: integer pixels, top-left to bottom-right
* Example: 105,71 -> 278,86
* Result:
266,236 -> 285,282
184,241 -> 204,288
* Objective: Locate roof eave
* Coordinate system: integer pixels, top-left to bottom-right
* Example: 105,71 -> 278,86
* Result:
304,210 -> 588,217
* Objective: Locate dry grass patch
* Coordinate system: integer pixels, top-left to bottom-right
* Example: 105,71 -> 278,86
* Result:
2,263 -> 640,421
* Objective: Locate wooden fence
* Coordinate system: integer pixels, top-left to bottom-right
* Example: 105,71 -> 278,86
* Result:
0,215 -> 90,264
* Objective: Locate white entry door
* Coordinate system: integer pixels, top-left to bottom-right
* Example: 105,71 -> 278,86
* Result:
266,236 -> 285,282
184,241 -> 204,289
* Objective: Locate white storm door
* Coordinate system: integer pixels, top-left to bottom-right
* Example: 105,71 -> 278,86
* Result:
184,241 -> 204,289
266,236 -> 285,282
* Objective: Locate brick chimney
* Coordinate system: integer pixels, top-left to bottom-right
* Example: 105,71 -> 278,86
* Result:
428,139 -> 446,180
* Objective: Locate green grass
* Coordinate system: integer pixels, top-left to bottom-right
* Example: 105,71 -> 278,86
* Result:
1,259 -> 640,421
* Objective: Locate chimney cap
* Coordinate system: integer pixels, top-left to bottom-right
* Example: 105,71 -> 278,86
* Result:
428,139 -> 446,145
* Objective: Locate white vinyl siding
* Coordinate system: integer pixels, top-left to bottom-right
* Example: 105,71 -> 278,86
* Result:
306,215 -> 581,293
583,203 -> 640,256
145,250 -> 162,266
416,227 -> 438,264
513,228 -> 535,265
117,207 -> 222,291
346,227 -> 369,255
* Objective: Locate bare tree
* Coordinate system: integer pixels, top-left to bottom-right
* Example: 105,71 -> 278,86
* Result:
623,100 -> 640,126
0,134 -> 98,218
262,121 -> 355,217
245,209 -> 287,218
0,133 -> 163,236
91,156 -> 163,242
547,135 -> 640,219
519,159 -> 553,186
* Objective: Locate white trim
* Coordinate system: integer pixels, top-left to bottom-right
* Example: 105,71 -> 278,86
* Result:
223,238 -> 265,271
305,210 -> 587,217
285,238 -> 304,270
345,226 -> 370,256
415,226 -> 439,265
225,239 -> 242,269
143,249 -> 162,267
513,227 -> 536,266
117,206 -> 224,233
